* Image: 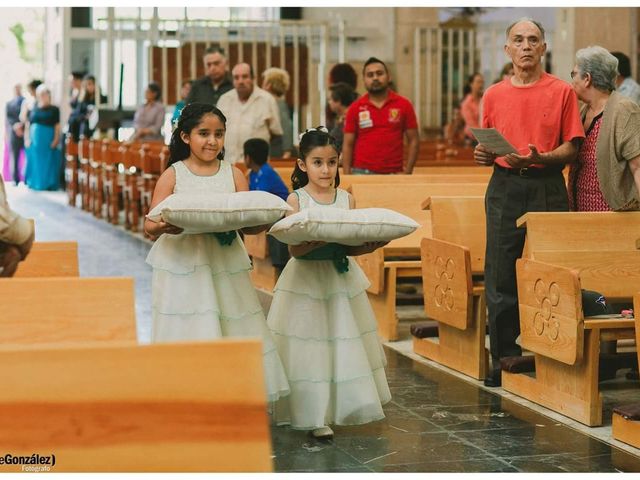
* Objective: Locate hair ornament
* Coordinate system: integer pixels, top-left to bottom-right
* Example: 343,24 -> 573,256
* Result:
298,126 -> 329,142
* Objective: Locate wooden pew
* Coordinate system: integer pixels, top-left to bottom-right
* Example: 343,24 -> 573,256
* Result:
351,183 -> 488,340
121,143 -> 143,232
0,340 -> 272,472
244,231 -> 280,291
139,143 -> 167,225
101,139 -> 123,225
612,292 -> 640,448
64,136 -> 79,207
77,137 -> 92,211
413,165 -> 489,175
14,241 -> 79,278
340,173 -> 491,192
501,211 -> 640,426
88,139 -> 105,219
414,196 -> 488,379
0,277 -> 136,344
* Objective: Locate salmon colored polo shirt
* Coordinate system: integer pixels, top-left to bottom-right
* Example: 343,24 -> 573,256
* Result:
482,72 -> 585,168
344,90 -> 418,173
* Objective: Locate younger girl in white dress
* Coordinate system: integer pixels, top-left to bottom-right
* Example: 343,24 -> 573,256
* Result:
267,127 -> 391,439
144,103 -> 289,403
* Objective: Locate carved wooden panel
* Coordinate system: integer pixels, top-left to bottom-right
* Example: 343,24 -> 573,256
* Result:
421,237 -> 472,330
516,258 -> 583,366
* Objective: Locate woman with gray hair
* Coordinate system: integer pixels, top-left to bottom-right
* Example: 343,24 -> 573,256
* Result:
262,67 -> 293,158
568,45 -> 640,211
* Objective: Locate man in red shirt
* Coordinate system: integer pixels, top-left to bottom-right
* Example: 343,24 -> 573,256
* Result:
474,19 -> 585,387
342,57 -> 419,174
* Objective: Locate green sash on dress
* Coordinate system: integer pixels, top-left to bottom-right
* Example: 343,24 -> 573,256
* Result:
213,231 -> 237,246
297,243 -> 349,273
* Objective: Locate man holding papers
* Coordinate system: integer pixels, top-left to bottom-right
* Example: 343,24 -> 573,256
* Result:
473,18 -> 585,387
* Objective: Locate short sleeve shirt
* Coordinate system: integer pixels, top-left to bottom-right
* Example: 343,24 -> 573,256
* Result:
249,163 -> 289,201
344,91 -> 418,173
482,72 -> 584,168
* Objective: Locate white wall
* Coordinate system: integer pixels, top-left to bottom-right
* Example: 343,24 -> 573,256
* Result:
301,7 -> 395,63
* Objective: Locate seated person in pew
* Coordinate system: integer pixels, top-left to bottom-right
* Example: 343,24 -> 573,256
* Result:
0,173 -> 34,277
243,138 -> 291,272
474,18 -> 585,387
143,103 -> 290,403
267,127 -> 391,440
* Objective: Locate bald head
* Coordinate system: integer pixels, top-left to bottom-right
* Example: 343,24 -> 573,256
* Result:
506,18 -> 545,41
232,63 -> 254,101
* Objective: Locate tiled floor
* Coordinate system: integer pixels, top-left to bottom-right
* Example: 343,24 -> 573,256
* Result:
8,184 -> 640,472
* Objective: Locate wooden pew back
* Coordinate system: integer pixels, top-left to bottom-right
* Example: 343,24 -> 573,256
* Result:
425,196 -> 487,273
518,212 -> 640,298
0,340 -> 271,472
0,277 -> 136,345
340,173 -> 490,192
14,241 -> 79,278
351,184 -> 487,257
516,212 -> 640,364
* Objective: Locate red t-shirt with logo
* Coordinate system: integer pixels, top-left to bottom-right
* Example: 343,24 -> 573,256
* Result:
344,90 -> 418,173
482,72 -> 584,168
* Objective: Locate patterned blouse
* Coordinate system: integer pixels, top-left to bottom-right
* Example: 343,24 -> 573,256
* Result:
569,113 -> 611,212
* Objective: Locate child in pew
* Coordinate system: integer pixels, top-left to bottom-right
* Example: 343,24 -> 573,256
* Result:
267,127 -> 391,439
243,138 -> 291,273
143,102 -> 290,403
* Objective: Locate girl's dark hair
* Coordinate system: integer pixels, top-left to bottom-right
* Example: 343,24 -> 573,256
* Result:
291,127 -> 340,190
167,102 -> 227,169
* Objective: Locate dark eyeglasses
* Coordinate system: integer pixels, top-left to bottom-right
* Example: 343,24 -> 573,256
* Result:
570,70 -> 579,79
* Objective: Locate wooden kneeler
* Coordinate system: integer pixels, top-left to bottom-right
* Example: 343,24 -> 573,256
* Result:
0,340 -> 272,472
414,237 -> 488,379
612,292 -> 640,448
502,260 -> 636,426
14,241 -> 79,278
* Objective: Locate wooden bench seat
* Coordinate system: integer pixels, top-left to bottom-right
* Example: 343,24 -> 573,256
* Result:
0,340 -> 271,472
14,241 -> 79,278
0,277 -> 136,345
501,211 -> 640,426
414,196 -> 488,379
351,184 -> 488,340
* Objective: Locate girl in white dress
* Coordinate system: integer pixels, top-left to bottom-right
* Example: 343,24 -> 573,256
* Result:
144,103 -> 290,403
267,127 -> 391,439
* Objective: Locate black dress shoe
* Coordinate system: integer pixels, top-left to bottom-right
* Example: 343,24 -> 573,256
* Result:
483,369 -> 502,387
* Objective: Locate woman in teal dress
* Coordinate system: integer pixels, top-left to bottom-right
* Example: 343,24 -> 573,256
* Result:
25,84 -> 61,191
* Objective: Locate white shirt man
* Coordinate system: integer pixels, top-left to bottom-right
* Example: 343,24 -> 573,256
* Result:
217,63 -> 283,164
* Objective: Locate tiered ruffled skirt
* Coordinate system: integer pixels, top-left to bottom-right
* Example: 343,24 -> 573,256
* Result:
146,233 -> 290,402
267,257 -> 391,429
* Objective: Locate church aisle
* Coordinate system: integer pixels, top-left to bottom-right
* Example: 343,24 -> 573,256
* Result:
7,184 -> 640,472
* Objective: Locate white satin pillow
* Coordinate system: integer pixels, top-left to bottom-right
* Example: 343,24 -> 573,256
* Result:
147,191 -> 292,233
268,207 -> 419,246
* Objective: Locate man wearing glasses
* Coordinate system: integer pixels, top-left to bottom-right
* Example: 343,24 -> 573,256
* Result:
473,19 -> 585,387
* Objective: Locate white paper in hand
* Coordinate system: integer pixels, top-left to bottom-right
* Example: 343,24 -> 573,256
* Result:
470,128 -> 518,156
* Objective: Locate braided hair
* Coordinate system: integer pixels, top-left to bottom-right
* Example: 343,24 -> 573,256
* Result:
291,127 -> 340,190
167,102 -> 227,169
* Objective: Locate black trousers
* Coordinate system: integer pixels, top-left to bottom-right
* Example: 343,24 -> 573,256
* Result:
9,131 -> 24,184
484,165 -> 569,361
